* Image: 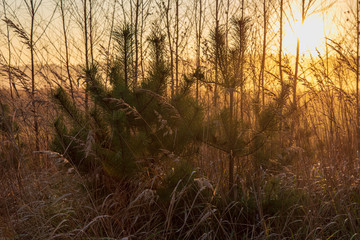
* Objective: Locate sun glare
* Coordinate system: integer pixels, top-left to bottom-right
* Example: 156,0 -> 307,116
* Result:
283,14 -> 326,56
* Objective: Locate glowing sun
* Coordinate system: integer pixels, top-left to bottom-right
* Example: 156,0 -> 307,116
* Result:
283,14 -> 326,55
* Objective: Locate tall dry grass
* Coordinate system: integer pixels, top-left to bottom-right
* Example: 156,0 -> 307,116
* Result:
1,80 -> 360,239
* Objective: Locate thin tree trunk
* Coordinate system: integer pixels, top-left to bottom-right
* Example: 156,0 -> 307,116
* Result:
175,0 -> 179,95
294,0 -> 305,111
229,89 -> 234,190
84,0 -> 89,114
30,0 -> 39,151
89,0 -> 94,65
3,0 -> 13,98
165,0 -> 174,98
106,0 -> 116,88
134,0 -> 140,88
294,0 -> 306,110
292,1 -> 306,144
323,1 -> 333,147
124,29 -> 128,88
294,37 -> 300,109
240,0 -> 245,122
357,0 -> 360,153
259,0 -> 267,107
196,0 -> 202,102
214,0 -> 219,107
140,0 -> 147,82
225,0 -> 230,50
279,0 -> 283,87
60,0 -> 75,102
229,150 -> 234,191
291,36 -> 300,145
279,0 -> 284,145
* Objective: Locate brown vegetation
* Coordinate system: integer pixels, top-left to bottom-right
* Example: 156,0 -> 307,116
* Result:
1,0 -> 360,239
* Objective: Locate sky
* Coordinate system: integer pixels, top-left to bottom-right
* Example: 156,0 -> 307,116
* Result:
0,0 -> 355,67
281,0 -> 349,56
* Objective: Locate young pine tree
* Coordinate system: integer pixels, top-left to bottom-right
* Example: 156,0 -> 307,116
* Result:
52,27 -> 203,185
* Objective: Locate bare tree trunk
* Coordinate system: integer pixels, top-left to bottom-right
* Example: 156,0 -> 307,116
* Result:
134,0 -> 140,88
294,0 -> 305,111
293,38 -> 299,106
3,0 -> 13,98
225,0 -> 230,50
259,0 -> 267,107
175,0 -> 179,95
229,150 -> 234,191
229,89 -> 234,190
60,0 -> 75,102
293,41 -> 300,111
279,0 -> 283,87
120,0 -> 127,27
106,0 -> 116,88
195,0 -> 202,101
322,0 -> 333,146
214,0 -> 219,107
293,0 -> 307,115
124,27 -> 129,88
240,0 -> 245,122
291,1 -> 306,145
357,0 -> 360,153
140,0 -> 150,82
84,0 -> 89,114
89,0 -> 94,65
279,0 -> 284,145
29,0 -> 39,151
165,0 -> 174,98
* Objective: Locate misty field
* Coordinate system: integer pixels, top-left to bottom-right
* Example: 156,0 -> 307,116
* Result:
1,0 -> 360,239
